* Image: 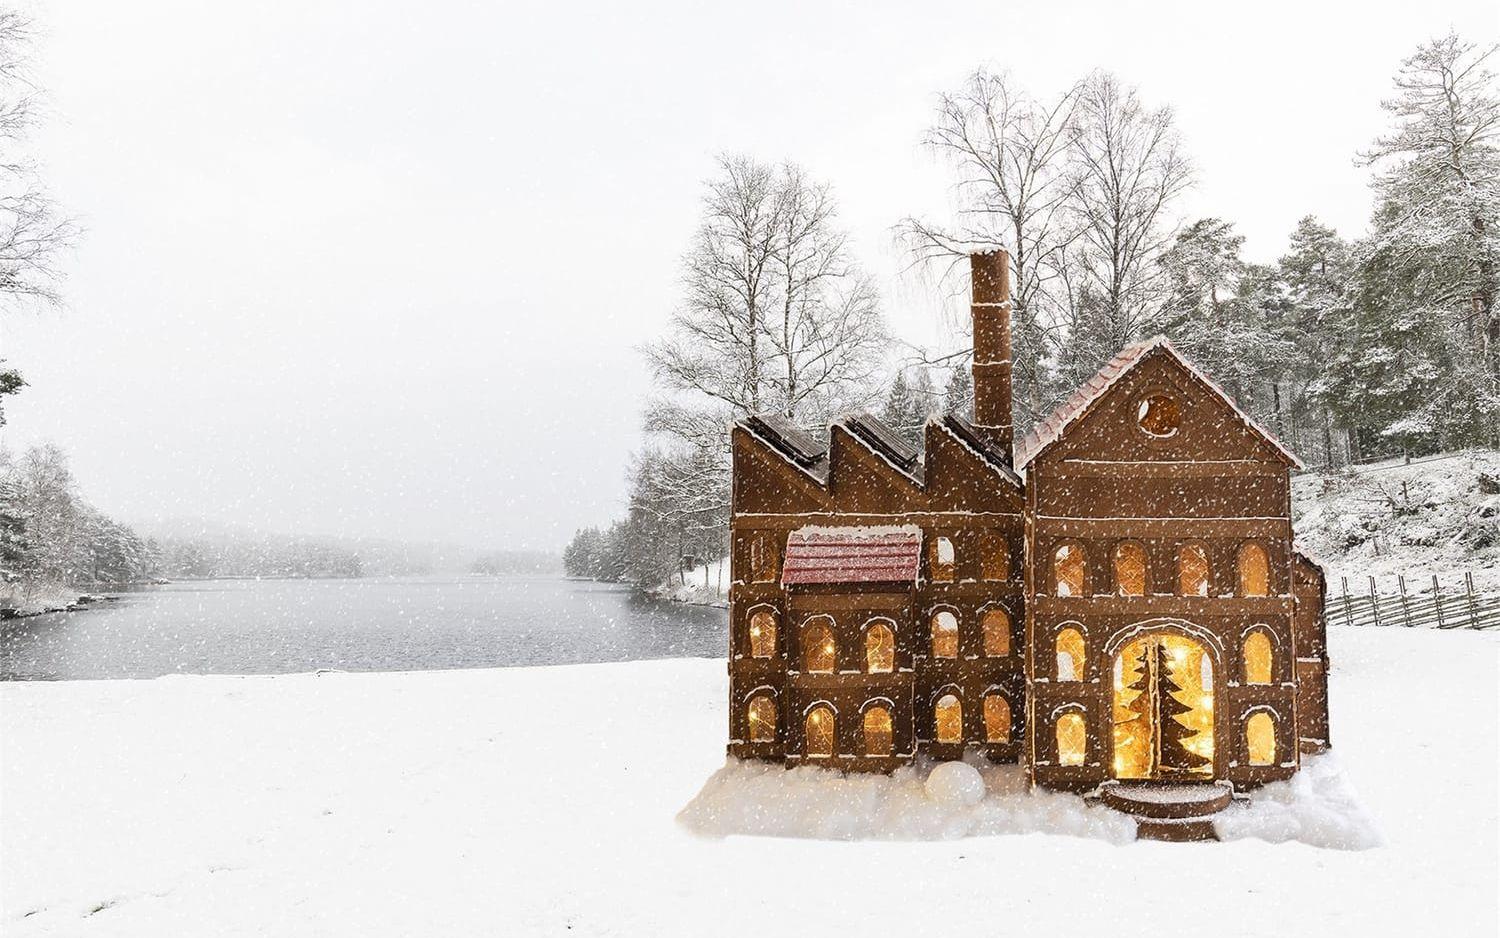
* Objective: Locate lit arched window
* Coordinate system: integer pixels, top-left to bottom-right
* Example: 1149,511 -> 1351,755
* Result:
1113,541 -> 1146,596
1055,627 -> 1085,681
805,705 -> 835,758
981,532 -> 1009,581
931,611 -> 959,659
983,694 -> 1011,743
802,618 -> 836,673
1054,543 -> 1086,597
863,706 -> 893,756
1246,712 -> 1276,766
865,621 -> 894,673
1179,542 -> 1210,596
1243,630 -> 1273,684
934,693 -> 963,743
931,536 -> 956,582
981,609 -> 1011,657
1056,712 -> 1086,766
1238,543 -> 1269,597
748,610 -> 776,658
747,694 -> 776,743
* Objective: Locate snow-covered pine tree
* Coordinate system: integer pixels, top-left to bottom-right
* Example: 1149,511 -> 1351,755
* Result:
1277,217 -> 1354,466
881,370 -> 923,447
1344,32 -> 1500,452
943,365 -> 973,420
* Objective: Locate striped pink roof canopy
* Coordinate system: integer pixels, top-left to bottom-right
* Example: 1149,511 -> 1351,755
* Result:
781,525 -> 923,586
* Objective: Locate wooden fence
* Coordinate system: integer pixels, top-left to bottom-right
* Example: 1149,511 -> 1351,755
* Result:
1334,573 -> 1500,630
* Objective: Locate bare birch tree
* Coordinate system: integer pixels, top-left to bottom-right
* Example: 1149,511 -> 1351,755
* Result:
0,11 -> 77,426
631,155 -> 885,582
900,70 -> 1081,426
1059,72 -> 1192,386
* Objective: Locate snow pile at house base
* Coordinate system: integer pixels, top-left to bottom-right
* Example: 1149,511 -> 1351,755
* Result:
680,752 -> 1375,849
1293,449 -> 1500,592
680,755 -> 1136,843
1214,752 -> 1381,847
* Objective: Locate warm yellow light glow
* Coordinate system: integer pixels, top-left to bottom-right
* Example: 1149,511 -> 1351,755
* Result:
747,695 -> 776,742
805,706 -> 835,757
982,609 -> 1011,657
1055,628 -> 1085,681
1243,631 -> 1272,684
1178,542 -> 1210,596
749,611 -> 776,658
863,706 -> 893,756
1056,712 -> 1086,766
1238,543 -> 1269,597
935,694 -> 963,743
931,612 -> 959,659
1054,543 -> 1086,597
1111,633 -> 1215,780
1247,712 -> 1276,765
803,619 -> 836,673
983,695 -> 1011,743
865,622 -> 894,673
1113,541 -> 1147,596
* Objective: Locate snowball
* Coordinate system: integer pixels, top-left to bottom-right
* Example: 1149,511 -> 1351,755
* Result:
924,761 -> 984,806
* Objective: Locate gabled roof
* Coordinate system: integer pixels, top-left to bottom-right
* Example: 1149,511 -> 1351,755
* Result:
781,525 -> 922,586
1014,336 -> 1303,470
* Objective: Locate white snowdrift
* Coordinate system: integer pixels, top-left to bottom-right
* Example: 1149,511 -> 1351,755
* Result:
679,756 -> 1137,844
679,751 -> 1375,849
1,627 -> 1496,937
1214,752 -> 1381,848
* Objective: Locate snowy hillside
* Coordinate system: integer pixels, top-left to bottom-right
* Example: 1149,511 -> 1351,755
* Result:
1293,450 -> 1500,593
2,627 -> 1496,937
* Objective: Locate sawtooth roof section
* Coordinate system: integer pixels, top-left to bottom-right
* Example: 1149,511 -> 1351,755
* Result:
781,525 -> 922,586
1014,336 -> 1303,470
837,412 -> 924,485
937,414 -> 1023,488
740,413 -> 830,483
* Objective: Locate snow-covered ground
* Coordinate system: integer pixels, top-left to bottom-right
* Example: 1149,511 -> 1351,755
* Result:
2,627 -> 1496,937
0,584 -> 88,618
653,555 -> 730,607
1294,450 -> 1500,593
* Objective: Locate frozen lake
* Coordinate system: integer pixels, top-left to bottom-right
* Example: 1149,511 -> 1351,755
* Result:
0,577 -> 728,681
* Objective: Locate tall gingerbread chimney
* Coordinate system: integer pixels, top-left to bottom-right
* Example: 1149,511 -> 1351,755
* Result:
970,249 -> 1013,456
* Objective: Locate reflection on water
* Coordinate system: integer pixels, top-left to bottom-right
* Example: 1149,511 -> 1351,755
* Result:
0,576 -> 728,681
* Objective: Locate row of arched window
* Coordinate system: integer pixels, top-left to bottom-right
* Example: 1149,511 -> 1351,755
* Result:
1048,710 -> 1277,767
928,532 -> 1012,583
744,692 -> 1014,754
746,609 -> 1015,667
1050,626 -> 1277,683
1053,540 -> 1272,598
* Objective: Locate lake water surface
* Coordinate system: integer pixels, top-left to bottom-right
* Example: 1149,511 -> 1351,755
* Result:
0,577 -> 728,681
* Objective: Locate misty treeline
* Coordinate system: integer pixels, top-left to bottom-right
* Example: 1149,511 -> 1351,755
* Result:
0,445 -> 158,601
0,445 -> 373,607
573,33 -> 1500,592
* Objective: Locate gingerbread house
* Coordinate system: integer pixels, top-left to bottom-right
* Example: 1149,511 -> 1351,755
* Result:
726,250 -> 1330,818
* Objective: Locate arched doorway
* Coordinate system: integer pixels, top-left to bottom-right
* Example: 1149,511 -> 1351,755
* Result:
1111,631 -> 1215,780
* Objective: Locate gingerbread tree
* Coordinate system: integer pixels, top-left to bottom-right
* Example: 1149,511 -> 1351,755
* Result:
1125,641 -> 1210,777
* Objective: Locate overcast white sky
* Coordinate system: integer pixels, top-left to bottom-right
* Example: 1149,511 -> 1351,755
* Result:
2,0 -> 1496,551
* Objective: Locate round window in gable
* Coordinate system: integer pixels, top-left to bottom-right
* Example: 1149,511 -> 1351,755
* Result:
1136,394 -> 1180,437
